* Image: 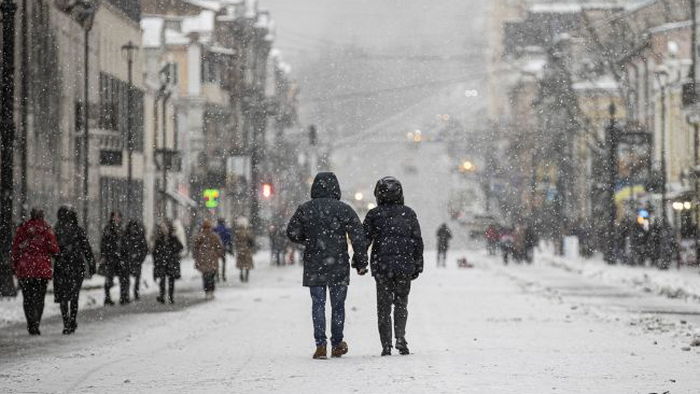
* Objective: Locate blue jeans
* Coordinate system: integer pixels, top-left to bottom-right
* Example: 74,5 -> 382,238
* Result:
310,285 -> 348,347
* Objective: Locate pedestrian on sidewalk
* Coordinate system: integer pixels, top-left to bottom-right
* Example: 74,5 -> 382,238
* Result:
214,218 -> 233,282
436,223 -> 452,267
11,208 -> 60,335
269,223 -> 286,266
123,220 -> 148,301
287,172 -> 368,360
234,217 -> 255,283
193,220 -> 224,300
100,211 -> 130,305
363,176 -> 423,356
53,206 -> 95,334
153,220 -> 184,304
485,224 -> 499,256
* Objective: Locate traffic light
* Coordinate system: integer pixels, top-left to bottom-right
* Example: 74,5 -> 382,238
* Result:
203,189 -> 221,208
262,182 -> 273,199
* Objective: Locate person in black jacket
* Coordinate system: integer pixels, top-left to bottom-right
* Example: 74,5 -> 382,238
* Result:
123,220 -> 149,301
54,206 -> 96,334
436,223 -> 452,267
101,211 -> 129,305
364,176 -> 423,356
153,220 -> 183,304
287,172 -> 368,360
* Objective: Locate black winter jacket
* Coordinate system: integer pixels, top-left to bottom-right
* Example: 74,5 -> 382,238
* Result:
363,177 -> 424,278
54,208 -> 95,302
153,234 -> 183,279
123,221 -> 149,275
287,172 -> 368,287
100,221 -> 125,277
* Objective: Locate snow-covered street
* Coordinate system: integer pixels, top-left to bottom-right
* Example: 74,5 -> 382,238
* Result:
2,251 -> 699,393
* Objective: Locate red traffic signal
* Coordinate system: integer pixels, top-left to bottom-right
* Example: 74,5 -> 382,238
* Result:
261,183 -> 273,199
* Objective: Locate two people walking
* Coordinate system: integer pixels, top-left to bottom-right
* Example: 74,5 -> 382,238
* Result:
12,207 -> 94,335
287,172 -> 423,359
100,211 -> 149,305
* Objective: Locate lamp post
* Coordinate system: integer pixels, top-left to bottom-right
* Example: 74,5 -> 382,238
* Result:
655,67 -> 670,225
121,41 -> 138,219
76,1 -> 97,230
161,90 -> 171,219
605,102 -> 619,264
0,0 -> 18,297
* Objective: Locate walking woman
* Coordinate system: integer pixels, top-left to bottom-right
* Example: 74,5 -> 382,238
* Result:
363,177 -> 424,356
12,208 -> 60,335
153,220 -> 183,304
234,217 -> 255,282
54,206 -> 95,334
101,211 -> 128,305
193,220 -> 224,299
123,220 -> 149,301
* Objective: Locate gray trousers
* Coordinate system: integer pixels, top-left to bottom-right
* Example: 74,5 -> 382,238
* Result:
376,275 -> 411,348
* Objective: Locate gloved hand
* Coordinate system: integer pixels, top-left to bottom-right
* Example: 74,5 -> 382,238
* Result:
411,268 -> 422,280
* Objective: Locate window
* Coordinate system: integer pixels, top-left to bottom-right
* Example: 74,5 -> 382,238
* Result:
98,72 -> 145,152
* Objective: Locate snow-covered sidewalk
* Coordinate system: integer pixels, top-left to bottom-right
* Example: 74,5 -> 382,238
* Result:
1,250 -> 699,393
534,246 -> 700,303
0,254 -> 240,328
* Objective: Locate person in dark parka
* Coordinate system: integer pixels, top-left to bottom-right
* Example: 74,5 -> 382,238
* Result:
123,220 -> 149,301
101,211 -> 129,305
54,206 -> 95,334
363,176 -> 423,356
153,220 -> 183,304
287,172 -> 368,360
436,223 -> 452,267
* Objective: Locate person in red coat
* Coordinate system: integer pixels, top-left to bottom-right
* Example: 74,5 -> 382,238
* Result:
11,208 -> 59,335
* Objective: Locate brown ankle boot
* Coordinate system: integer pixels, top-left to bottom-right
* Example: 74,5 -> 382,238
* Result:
331,341 -> 348,358
312,345 -> 327,360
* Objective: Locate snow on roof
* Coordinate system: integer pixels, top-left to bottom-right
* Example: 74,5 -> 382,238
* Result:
182,10 -> 216,35
209,46 -> 235,56
141,17 -> 164,48
165,29 -> 189,46
530,3 -> 582,14
572,75 -> 618,91
520,58 -> 547,75
184,0 -> 222,11
185,0 -> 243,12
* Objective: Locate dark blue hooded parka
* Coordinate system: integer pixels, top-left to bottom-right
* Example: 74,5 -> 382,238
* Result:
287,172 -> 368,287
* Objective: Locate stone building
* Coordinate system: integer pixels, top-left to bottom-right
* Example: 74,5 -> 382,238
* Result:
0,0 -> 146,237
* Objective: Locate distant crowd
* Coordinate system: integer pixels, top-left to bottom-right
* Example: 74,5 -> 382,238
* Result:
9,207 -> 258,336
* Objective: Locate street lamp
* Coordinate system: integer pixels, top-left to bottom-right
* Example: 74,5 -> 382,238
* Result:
73,1 -> 98,230
655,66 -> 670,225
121,41 -> 138,219
354,192 -> 364,201
0,0 -> 18,297
604,102 -> 619,264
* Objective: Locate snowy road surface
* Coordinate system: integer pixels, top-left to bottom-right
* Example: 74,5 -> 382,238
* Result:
1,251 -> 699,393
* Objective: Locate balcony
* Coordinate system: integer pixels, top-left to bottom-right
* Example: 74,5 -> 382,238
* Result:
155,148 -> 183,173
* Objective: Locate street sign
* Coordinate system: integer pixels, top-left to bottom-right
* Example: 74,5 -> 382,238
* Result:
203,189 -> 221,209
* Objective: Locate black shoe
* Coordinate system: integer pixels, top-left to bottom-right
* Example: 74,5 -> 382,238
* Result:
62,328 -> 72,335
169,298 -> 175,304
381,347 -> 392,356
134,294 -> 140,301
28,327 -> 40,336
156,296 -> 165,304
104,298 -> 115,306
395,339 -> 410,355
120,298 -> 131,305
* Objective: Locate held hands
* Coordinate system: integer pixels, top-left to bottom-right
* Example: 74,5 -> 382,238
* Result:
356,267 -> 368,276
